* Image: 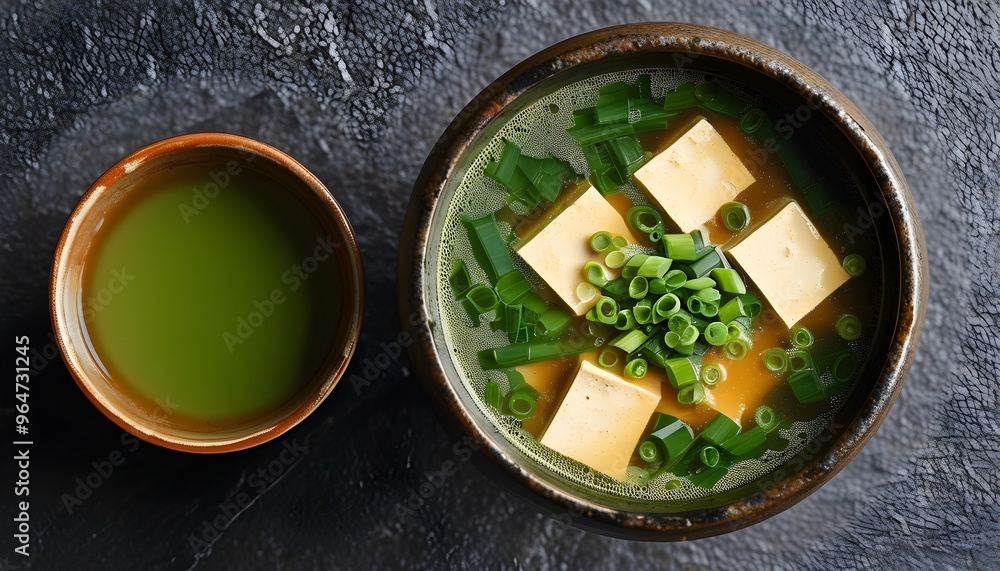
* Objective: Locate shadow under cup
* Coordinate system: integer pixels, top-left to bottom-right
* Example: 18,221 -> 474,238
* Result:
51,134 -> 364,453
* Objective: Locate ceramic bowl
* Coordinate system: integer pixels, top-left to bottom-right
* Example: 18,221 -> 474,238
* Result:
398,23 -> 927,539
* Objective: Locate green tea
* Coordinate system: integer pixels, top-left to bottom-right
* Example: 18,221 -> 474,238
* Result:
82,162 -> 341,429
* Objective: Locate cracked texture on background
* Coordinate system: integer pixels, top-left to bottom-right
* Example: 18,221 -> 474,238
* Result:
0,0 -> 997,569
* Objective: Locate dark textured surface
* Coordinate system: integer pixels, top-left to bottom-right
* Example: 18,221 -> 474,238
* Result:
0,1 -> 996,569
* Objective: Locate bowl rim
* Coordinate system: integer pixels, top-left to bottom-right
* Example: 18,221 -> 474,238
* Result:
397,22 -> 928,539
50,132 -> 366,454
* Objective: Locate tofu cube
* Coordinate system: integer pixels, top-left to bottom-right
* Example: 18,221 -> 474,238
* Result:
515,186 -> 639,315
727,201 -> 850,327
539,360 -> 660,480
633,118 -> 756,232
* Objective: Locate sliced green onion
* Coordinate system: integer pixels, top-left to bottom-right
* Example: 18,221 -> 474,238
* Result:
598,347 -> 620,368
644,414 -> 694,467
664,330 -> 681,348
611,235 -> 628,250
788,350 -> 814,372
484,381 -> 502,410
716,298 -> 744,325
686,295 -> 704,315
637,256 -> 672,278
648,278 -> 667,295
663,81 -> 698,113
663,269 -> 688,290
787,368 -> 825,404
500,303 -> 523,339
763,348 -> 789,374
506,388 -> 538,420
683,277 -> 716,290
576,282 -> 598,303
830,350 -> 858,383
720,427 -> 766,458
638,334 -> 670,368
700,363 -> 726,386
791,326 -> 814,349
701,413 -> 741,446
615,309 -> 637,331
676,247 -> 724,278
627,205 -> 664,235
695,82 -> 745,117
610,329 -> 649,353
653,293 -> 681,320
842,254 -> 867,277
622,254 -> 649,279
520,292 -> 548,315
633,299 -> 653,324
449,259 -> 472,298
605,250 -> 627,269
625,358 -> 648,379
737,293 -> 762,319
719,201 -> 750,232
699,446 -> 721,468
667,310 -> 693,334
638,440 -> 662,464
689,466 -> 728,489
692,286 -> 722,304
465,284 -> 499,313
601,278 -> 630,301
590,231 -> 613,252
496,271 -> 531,304
836,314 -> 862,340
711,268 -> 747,295
664,233 -> 697,261
724,333 -> 751,360
664,357 -> 698,389
461,214 -> 515,283
680,324 -> 699,346
479,341 -> 590,369
754,406 -> 777,431
629,276 -> 649,299
703,322 -> 728,346
677,383 -> 706,405
584,261 -> 609,287
535,307 -> 572,338
730,316 -> 752,333
595,296 -> 619,324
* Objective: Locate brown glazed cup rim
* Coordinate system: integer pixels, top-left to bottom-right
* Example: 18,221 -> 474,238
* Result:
398,23 -> 928,539
51,133 -> 365,454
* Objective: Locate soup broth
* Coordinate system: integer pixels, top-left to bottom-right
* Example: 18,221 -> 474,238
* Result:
436,67 -> 882,504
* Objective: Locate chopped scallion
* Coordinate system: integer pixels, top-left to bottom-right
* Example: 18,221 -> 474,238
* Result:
461,213 -> 515,283
449,259 -> 472,299
719,201 -> 751,232
637,256 -> 672,278
484,381 -> 502,410
595,296 -> 619,324
664,357 -> 698,389
629,276 -> 649,299
701,413 -> 741,446
535,307 -> 572,338
754,405 -> 777,431
610,329 -> 649,353
842,253 -> 867,277
763,348 -> 789,374
664,233 -> 697,261
787,368 -> 825,404
590,231 -> 613,252
738,293 -> 762,319
598,347 -> 620,368
711,268 -> 747,295
791,326 -> 814,349
704,321 -> 729,346
788,350 -> 814,372
605,250 -> 627,269
701,363 -> 726,386
677,383 -> 706,405
625,358 -> 648,379
836,314 -> 862,341
465,284 -> 499,313
496,270 -> 531,304
699,446 -> 721,468
584,261 -> 609,287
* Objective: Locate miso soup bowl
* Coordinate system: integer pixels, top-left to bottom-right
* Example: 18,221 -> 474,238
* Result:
398,23 -> 927,539
51,133 -> 365,453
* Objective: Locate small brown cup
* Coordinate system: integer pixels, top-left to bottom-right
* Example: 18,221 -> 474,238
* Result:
51,133 -> 364,453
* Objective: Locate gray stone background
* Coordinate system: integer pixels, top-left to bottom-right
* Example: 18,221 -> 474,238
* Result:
0,0 -> 997,569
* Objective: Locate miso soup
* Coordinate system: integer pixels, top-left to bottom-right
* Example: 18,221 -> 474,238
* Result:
436,68 -> 882,503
